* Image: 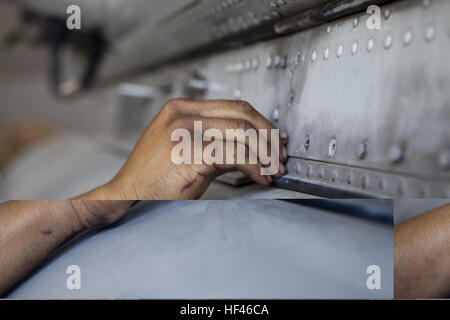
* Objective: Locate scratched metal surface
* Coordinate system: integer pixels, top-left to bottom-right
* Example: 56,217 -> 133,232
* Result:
98,0 -> 450,198
8,0 -> 386,78
6,200 -> 393,299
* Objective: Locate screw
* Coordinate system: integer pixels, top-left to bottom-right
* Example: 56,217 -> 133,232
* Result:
329,138 -> 337,156
273,108 -> 279,121
304,136 -> 310,151
358,141 -> 368,159
389,145 -> 404,164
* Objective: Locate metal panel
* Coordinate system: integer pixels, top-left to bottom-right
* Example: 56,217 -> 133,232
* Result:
394,199 -> 450,225
7,0 -> 389,77
115,0 -> 450,198
6,200 -> 393,299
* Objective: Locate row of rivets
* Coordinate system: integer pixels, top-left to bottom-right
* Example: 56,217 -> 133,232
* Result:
225,58 -> 260,73
298,135 -> 448,170
294,158 -> 450,197
266,54 -> 288,68
306,24 -> 438,63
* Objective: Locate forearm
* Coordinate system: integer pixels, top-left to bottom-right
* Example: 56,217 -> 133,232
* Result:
0,199 -> 134,296
394,204 -> 450,298
0,201 -> 85,296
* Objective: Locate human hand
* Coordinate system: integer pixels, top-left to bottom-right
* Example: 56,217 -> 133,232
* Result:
87,99 -> 288,200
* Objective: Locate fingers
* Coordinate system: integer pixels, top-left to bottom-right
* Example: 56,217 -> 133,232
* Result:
164,99 -> 288,152
164,98 -> 289,182
176,117 -> 287,165
214,143 -> 273,186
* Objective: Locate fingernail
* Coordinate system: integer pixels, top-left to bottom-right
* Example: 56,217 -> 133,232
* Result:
280,130 -> 288,139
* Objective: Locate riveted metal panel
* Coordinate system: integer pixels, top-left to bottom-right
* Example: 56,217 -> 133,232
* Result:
117,0 -> 450,198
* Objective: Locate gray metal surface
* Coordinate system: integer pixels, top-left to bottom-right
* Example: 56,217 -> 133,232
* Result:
101,0 -> 450,198
394,199 -> 450,225
6,200 -> 393,299
7,1 -> 383,78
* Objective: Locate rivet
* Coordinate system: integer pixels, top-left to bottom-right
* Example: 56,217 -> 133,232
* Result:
296,162 -> 302,174
323,48 -> 330,60
274,55 -> 281,67
331,170 -> 338,183
273,108 -> 279,121
304,136 -> 310,151
403,30 -> 413,46
319,167 -> 325,179
384,9 -> 391,20
384,34 -> 393,49
346,174 -> 353,185
252,58 -> 259,70
358,141 -> 368,159
425,25 -> 436,42
306,166 -> 312,178
351,40 -> 358,55
236,62 -> 244,72
244,60 -> 252,71
367,37 -> 374,52
389,145 -> 404,164
326,26 -> 332,34
361,176 -> 368,189
295,51 -> 304,65
280,55 -> 288,68
337,45 -> 343,57
438,149 -> 450,170
328,138 -> 337,157
353,17 -> 359,28
311,50 -> 317,62
266,55 -> 273,68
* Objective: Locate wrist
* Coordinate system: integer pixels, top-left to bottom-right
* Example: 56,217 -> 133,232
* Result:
69,200 -> 135,230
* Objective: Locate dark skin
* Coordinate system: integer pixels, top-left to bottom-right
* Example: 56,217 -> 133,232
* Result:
395,203 -> 450,298
0,99 -> 288,295
84,98 -> 288,200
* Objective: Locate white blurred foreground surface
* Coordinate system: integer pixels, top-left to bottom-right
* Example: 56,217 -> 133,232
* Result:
6,200 -> 393,299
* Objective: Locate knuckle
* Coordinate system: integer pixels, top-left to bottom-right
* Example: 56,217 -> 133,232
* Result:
163,98 -> 187,115
234,100 -> 254,115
